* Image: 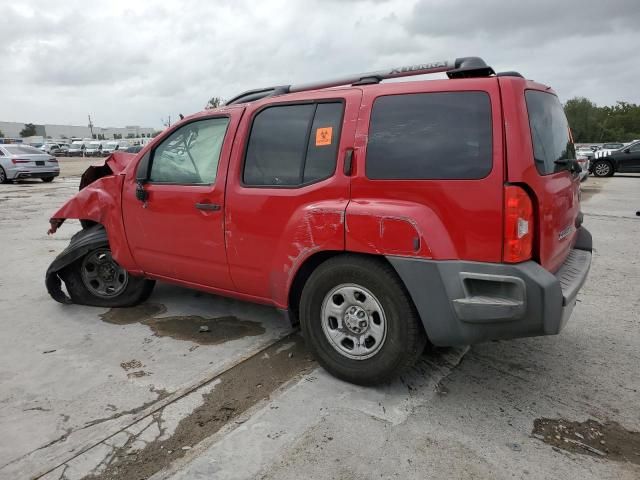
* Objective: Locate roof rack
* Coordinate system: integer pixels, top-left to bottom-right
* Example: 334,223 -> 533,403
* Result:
225,56 -> 495,105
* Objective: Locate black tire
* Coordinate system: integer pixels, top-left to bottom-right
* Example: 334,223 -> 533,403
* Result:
60,247 -> 155,308
592,159 -> 614,177
300,255 -> 426,385
42,177 -> 55,183
0,167 -> 9,184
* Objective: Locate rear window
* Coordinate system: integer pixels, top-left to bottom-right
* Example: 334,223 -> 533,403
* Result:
3,145 -> 43,155
525,90 -> 575,175
365,92 -> 493,180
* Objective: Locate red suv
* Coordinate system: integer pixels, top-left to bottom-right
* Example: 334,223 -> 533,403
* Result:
46,57 -> 592,385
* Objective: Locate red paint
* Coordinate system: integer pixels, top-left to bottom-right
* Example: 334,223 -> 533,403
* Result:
499,77 -> 580,272
347,79 -> 505,262
49,75 -> 580,308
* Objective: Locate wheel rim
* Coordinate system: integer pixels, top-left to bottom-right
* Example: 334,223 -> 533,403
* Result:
594,162 -> 610,176
320,283 -> 387,360
81,249 -> 129,298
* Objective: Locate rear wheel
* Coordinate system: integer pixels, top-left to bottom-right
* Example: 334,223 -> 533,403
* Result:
0,167 -> 9,184
42,177 -> 55,183
300,255 -> 426,385
61,247 -> 155,307
592,160 -> 613,177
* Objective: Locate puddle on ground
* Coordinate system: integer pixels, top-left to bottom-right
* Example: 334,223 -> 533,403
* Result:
100,303 -> 266,345
532,418 -> 640,465
101,303 -> 167,325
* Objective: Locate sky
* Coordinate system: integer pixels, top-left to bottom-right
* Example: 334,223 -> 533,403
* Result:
1,0 -> 639,129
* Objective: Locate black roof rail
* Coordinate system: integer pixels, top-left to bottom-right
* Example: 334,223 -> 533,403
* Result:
225,56 -> 495,105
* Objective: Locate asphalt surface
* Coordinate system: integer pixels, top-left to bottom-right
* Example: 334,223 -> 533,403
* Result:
0,168 -> 638,480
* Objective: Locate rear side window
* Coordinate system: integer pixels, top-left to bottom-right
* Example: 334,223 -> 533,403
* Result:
525,90 -> 575,175
243,102 -> 343,186
366,92 -> 492,180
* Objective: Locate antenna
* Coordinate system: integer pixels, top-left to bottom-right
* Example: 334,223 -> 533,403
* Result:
225,57 -> 494,105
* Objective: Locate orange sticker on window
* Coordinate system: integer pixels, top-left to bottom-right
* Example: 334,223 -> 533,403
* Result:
315,127 -> 333,146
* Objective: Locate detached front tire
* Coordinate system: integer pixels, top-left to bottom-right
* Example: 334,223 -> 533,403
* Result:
60,247 -> 155,307
300,255 -> 426,386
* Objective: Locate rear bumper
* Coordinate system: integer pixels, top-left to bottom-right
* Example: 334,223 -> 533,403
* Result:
388,227 -> 592,346
10,169 -> 60,180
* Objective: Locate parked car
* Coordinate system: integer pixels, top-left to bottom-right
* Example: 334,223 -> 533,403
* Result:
101,142 -> 121,155
57,143 -> 71,156
0,144 -> 59,183
124,145 -> 143,154
40,143 -> 61,155
594,142 -> 624,159
590,140 -> 640,176
575,146 -> 594,160
575,154 -> 590,182
45,57 -> 591,385
67,142 -> 86,157
85,142 -> 103,157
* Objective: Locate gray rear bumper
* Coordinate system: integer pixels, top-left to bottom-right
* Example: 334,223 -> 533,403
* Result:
388,227 -> 592,346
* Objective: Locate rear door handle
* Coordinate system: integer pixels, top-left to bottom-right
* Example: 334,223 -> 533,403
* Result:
195,202 -> 221,211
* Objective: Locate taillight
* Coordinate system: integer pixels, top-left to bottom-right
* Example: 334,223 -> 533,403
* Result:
11,158 -> 29,164
49,157 -> 58,163
503,185 -> 534,263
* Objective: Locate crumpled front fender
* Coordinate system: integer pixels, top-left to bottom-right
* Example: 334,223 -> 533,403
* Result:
45,224 -> 109,303
47,152 -> 140,278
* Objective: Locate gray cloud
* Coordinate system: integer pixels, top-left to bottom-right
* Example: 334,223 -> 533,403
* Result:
1,0 -> 639,128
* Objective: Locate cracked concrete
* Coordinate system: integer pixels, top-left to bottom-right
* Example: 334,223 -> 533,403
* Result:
0,175 -> 294,479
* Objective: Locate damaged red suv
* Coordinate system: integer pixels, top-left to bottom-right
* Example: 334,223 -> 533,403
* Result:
47,57 -> 592,385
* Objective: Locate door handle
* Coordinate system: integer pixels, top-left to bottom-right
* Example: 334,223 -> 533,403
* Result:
195,202 -> 221,211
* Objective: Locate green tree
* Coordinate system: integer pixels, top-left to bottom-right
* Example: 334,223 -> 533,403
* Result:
0,129 -> 4,138
565,97 -> 640,143
206,96 -> 224,109
19,123 -> 37,137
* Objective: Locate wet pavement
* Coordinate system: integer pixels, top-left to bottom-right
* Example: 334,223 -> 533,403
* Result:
1,171 -> 639,480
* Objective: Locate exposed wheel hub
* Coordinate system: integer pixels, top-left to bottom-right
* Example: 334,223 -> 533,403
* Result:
98,263 -> 117,282
320,283 -> 387,360
343,305 -> 370,335
81,248 -> 129,298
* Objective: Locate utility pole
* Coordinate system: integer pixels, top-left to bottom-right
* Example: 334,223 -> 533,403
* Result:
88,114 -> 94,138
161,115 -> 171,129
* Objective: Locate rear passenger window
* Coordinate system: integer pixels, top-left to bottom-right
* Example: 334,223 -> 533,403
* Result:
243,102 -> 343,186
366,92 -> 492,180
525,90 -> 575,175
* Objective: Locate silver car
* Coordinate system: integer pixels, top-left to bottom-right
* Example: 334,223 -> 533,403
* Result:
0,144 -> 60,183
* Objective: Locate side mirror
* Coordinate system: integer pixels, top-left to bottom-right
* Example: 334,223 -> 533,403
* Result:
136,152 -> 151,183
624,147 -> 630,153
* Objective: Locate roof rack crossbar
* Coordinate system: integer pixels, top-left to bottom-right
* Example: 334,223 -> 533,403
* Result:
225,56 -> 494,105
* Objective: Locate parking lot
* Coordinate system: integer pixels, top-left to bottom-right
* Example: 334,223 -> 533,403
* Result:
0,161 -> 638,479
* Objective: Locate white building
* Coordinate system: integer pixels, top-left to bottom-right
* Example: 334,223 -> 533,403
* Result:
0,121 -> 156,140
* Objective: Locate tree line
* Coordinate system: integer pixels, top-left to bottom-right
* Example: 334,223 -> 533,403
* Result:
565,98 -> 640,143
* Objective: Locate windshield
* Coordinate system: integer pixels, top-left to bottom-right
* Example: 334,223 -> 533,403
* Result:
70,143 -> 83,149
88,143 -> 101,148
602,143 -> 623,149
4,145 -> 44,155
105,143 -> 118,148
525,90 -> 575,175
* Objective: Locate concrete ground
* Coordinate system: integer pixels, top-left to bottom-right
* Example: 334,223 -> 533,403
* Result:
1,165 -> 638,480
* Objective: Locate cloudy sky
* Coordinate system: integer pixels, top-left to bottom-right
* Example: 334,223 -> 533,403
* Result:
1,0 -> 639,129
